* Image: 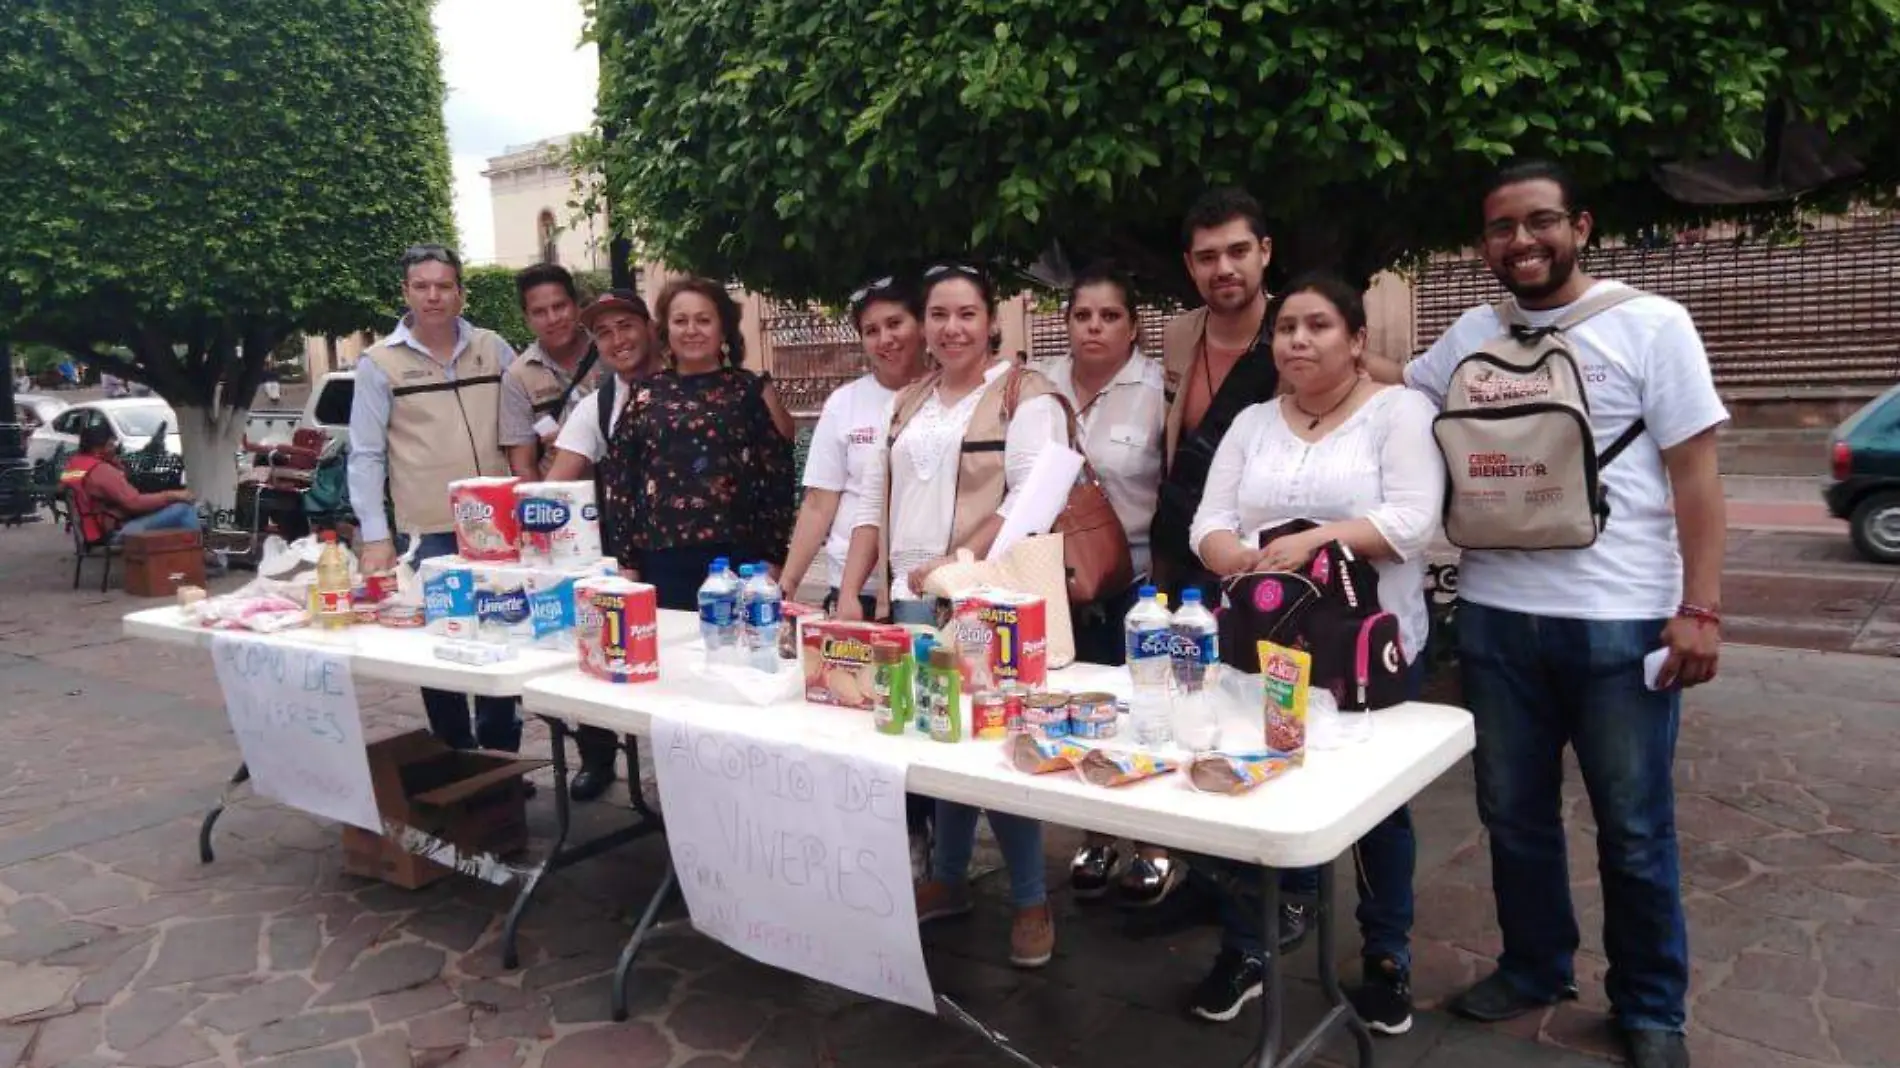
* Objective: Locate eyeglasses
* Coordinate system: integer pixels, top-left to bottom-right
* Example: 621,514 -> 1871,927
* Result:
848,275 -> 896,309
1483,210 -> 1574,243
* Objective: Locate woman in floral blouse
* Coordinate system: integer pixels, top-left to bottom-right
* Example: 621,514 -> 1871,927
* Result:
602,277 -> 796,609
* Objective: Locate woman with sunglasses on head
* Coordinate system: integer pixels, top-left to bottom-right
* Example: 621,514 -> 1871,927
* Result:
839,262 -> 1069,968
601,277 -> 796,609
779,276 -> 931,619
1181,273 -> 1441,1031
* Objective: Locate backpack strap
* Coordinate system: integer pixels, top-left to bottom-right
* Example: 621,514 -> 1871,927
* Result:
1497,285 -> 1650,334
1598,418 -> 1647,468
595,375 -> 617,437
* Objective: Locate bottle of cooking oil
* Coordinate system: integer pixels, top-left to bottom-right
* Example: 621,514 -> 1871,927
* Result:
312,531 -> 354,629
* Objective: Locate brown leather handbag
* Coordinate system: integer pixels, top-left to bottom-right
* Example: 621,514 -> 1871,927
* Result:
1002,368 -> 1136,606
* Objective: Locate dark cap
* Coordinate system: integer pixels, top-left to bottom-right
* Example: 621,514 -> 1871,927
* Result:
79,423 -> 118,452
580,289 -> 651,329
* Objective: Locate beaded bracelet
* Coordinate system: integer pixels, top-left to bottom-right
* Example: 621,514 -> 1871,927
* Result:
1676,603 -> 1722,627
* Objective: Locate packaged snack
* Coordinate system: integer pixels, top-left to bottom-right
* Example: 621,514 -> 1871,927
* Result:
1258,641 -> 1311,763
448,477 -> 521,562
1068,692 -> 1120,740
1187,751 -> 1298,794
781,601 -> 820,660
514,481 -> 602,568
952,589 -> 1048,689
800,620 -> 911,709
1008,734 -> 1091,775
1022,692 -> 1071,739
971,691 -> 1008,740
576,577 -> 659,682
419,557 -> 477,639
377,601 -> 425,628
1077,749 -> 1180,787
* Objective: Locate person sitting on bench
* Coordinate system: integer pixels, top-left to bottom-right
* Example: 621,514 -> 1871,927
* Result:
60,424 -> 198,542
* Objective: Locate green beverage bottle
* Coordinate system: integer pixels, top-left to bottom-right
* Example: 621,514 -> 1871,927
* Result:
872,639 -> 911,735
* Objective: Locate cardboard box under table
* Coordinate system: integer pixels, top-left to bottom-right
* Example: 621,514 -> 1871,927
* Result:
341,729 -> 549,890
122,529 -> 206,597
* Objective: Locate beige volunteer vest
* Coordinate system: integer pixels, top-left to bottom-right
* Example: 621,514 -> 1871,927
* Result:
362,329 -> 512,534
505,342 -> 593,474
884,366 -> 1060,571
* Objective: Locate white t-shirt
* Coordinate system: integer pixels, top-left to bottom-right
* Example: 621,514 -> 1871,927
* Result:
803,374 -> 899,592
856,362 -> 1067,600
1406,281 -> 1730,619
1044,353 -> 1167,579
1189,389 -> 1443,662
552,375 -> 635,464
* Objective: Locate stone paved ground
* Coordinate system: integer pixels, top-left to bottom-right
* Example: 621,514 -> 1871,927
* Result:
3,513 -> 1899,1068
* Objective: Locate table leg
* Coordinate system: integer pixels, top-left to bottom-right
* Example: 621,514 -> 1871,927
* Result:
1256,862 -> 1376,1068
502,718 -> 666,971
198,763 -> 251,864
610,863 -> 679,1022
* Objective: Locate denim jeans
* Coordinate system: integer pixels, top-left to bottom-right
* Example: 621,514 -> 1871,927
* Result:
404,532 -> 521,752
116,501 -> 200,538
1212,657 -> 1425,969
933,801 -> 1047,909
1459,602 -> 1687,1033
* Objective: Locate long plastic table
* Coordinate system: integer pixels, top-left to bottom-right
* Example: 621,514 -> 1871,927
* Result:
121,605 -> 702,967
522,609 -> 1475,1068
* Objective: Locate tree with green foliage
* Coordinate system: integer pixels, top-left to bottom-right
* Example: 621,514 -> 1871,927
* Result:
1,0 -> 456,506
589,0 -> 1900,301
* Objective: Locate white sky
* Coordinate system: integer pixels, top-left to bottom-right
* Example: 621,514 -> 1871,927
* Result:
433,0 -> 597,264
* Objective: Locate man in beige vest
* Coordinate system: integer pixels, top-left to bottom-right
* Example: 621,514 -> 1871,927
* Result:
347,243 -> 524,753
502,264 -> 596,479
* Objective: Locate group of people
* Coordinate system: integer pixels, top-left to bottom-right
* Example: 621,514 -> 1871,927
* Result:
345,159 -> 1722,1068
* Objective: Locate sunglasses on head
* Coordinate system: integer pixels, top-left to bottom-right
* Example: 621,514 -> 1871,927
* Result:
400,243 -> 459,269
848,275 -> 897,309
923,262 -> 984,282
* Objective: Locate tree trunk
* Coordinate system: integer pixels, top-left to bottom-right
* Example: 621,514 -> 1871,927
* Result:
174,403 -> 248,514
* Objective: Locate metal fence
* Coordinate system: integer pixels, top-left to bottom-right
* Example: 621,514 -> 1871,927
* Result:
1413,210 -> 1900,392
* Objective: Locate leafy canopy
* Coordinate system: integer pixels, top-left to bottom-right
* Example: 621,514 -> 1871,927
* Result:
589,0 -> 1900,299
0,0 -> 456,411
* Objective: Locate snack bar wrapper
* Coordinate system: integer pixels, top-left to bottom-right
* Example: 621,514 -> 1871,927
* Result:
1076,748 -> 1180,788
1258,640 -> 1311,765
1007,735 -> 1092,775
1187,750 -> 1299,794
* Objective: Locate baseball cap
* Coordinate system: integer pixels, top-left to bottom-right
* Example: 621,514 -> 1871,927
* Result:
580,289 -> 651,329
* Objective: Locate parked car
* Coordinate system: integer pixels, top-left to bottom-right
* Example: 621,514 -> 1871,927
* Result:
245,370 -> 353,446
1824,383 -> 1900,564
25,397 -> 181,467
13,393 -> 70,434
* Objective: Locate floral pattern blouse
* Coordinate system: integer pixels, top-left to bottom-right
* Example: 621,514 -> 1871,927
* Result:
602,366 -> 794,569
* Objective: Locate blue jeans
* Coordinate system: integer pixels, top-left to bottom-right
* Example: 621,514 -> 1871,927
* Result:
116,501 -> 200,538
934,802 -> 1047,908
1213,657 -> 1425,969
1459,603 -> 1687,1033
405,532 -> 521,752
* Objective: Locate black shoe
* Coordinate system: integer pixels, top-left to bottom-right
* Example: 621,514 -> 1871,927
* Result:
1122,876 -> 1220,939
1449,971 -> 1576,1023
522,779 -> 537,799
1346,957 -> 1414,1036
569,763 -> 618,802
1188,948 -> 1267,1023
1116,853 -> 1185,909
1624,1029 -> 1689,1068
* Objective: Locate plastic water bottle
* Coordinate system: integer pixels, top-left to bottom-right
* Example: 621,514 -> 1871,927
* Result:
697,561 -> 740,667
1170,588 -> 1222,752
742,563 -> 782,673
1124,585 -> 1174,748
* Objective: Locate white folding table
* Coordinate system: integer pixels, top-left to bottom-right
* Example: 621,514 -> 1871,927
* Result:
121,605 -> 701,967
522,609 -> 1475,1068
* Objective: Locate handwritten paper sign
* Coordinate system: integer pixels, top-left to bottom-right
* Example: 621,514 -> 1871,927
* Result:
652,714 -> 935,1014
210,634 -> 381,832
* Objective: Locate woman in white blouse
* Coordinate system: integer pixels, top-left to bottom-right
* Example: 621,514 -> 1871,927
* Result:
1183,275 -> 1442,1031
839,263 -> 1066,969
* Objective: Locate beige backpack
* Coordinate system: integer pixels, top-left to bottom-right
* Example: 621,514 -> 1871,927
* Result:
1431,286 -> 1649,551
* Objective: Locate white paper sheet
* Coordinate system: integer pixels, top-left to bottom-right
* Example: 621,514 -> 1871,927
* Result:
210,633 -> 381,832
652,712 -> 935,1014
989,444 -> 1084,561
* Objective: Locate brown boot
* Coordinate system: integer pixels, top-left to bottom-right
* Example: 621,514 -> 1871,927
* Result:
914,880 -> 973,924
1009,902 -> 1055,968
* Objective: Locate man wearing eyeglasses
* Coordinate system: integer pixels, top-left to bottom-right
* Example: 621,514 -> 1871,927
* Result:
1369,161 -> 1723,1068
348,243 -> 526,754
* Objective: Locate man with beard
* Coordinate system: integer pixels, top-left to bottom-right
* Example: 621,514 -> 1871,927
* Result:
502,264 -> 597,479
543,289 -> 655,800
1371,161 -> 1723,1068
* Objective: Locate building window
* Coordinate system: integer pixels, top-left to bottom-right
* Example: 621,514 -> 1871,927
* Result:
538,210 -> 558,265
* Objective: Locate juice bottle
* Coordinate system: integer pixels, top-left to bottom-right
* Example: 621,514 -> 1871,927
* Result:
871,640 -> 911,735
926,646 -> 962,743
313,531 -> 354,630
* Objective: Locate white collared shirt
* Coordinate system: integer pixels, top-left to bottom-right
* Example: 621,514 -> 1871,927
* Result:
1044,353 -> 1167,578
